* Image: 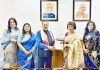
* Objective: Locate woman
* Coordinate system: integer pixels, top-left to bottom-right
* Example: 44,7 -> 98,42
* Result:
17,23 -> 36,69
83,21 -> 100,69
1,17 -> 21,68
63,21 -> 85,70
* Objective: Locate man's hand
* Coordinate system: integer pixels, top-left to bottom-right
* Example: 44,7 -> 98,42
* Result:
48,46 -> 56,50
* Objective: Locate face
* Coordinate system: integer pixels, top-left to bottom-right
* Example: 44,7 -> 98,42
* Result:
10,19 -> 16,27
42,21 -> 49,30
79,4 -> 86,13
24,24 -> 31,32
67,25 -> 74,32
88,23 -> 94,31
46,3 -> 53,12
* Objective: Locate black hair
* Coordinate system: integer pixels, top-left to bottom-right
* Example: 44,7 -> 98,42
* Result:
22,23 -> 32,36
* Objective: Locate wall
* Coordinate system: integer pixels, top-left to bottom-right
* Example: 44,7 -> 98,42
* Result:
0,0 -> 100,39
0,0 -> 100,67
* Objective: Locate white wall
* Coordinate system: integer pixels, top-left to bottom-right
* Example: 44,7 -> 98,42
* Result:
0,0 -> 100,67
0,0 -> 100,38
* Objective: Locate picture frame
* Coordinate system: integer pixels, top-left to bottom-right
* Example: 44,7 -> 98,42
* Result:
40,0 -> 58,21
73,0 -> 91,21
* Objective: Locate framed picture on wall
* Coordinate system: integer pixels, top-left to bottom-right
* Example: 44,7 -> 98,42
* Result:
40,0 -> 58,21
73,0 -> 91,21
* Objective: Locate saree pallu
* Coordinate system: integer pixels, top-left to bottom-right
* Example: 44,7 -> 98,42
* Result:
1,30 -> 21,68
18,35 -> 35,69
63,33 -> 85,69
84,54 -> 97,69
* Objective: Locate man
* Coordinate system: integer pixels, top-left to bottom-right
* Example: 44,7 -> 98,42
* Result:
43,3 -> 55,18
35,21 -> 55,69
76,3 -> 88,19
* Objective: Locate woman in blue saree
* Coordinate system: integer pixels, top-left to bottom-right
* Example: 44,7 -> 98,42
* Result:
83,21 -> 100,69
17,23 -> 35,69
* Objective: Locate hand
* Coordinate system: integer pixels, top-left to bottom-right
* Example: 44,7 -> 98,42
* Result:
10,39 -> 17,43
84,49 -> 89,54
25,50 -> 32,55
92,51 -> 97,58
63,44 -> 68,49
52,46 -> 56,50
29,50 -> 32,54
48,46 -> 56,50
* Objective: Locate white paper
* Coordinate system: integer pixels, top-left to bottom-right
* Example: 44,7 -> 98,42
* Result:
54,40 -> 63,50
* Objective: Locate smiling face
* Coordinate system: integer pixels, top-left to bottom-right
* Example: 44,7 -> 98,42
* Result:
88,22 -> 94,31
42,21 -> 49,31
10,19 -> 16,27
79,4 -> 86,13
67,25 -> 74,32
46,3 -> 53,12
24,24 -> 31,33
67,22 -> 76,32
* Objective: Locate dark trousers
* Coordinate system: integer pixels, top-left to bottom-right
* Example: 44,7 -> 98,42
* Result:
38,56 -> 52,69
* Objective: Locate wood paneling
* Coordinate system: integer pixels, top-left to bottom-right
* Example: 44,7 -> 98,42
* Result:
52,50 -> 63,68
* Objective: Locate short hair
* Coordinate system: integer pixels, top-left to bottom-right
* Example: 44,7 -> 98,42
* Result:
42,21 -> 49,25
67,21 -> 76,30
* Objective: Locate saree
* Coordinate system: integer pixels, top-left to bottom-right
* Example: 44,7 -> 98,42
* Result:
83,30 -> 99,69
63,33 -> 85,69
1,29 -> 21,68
18,34 -> 36,69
